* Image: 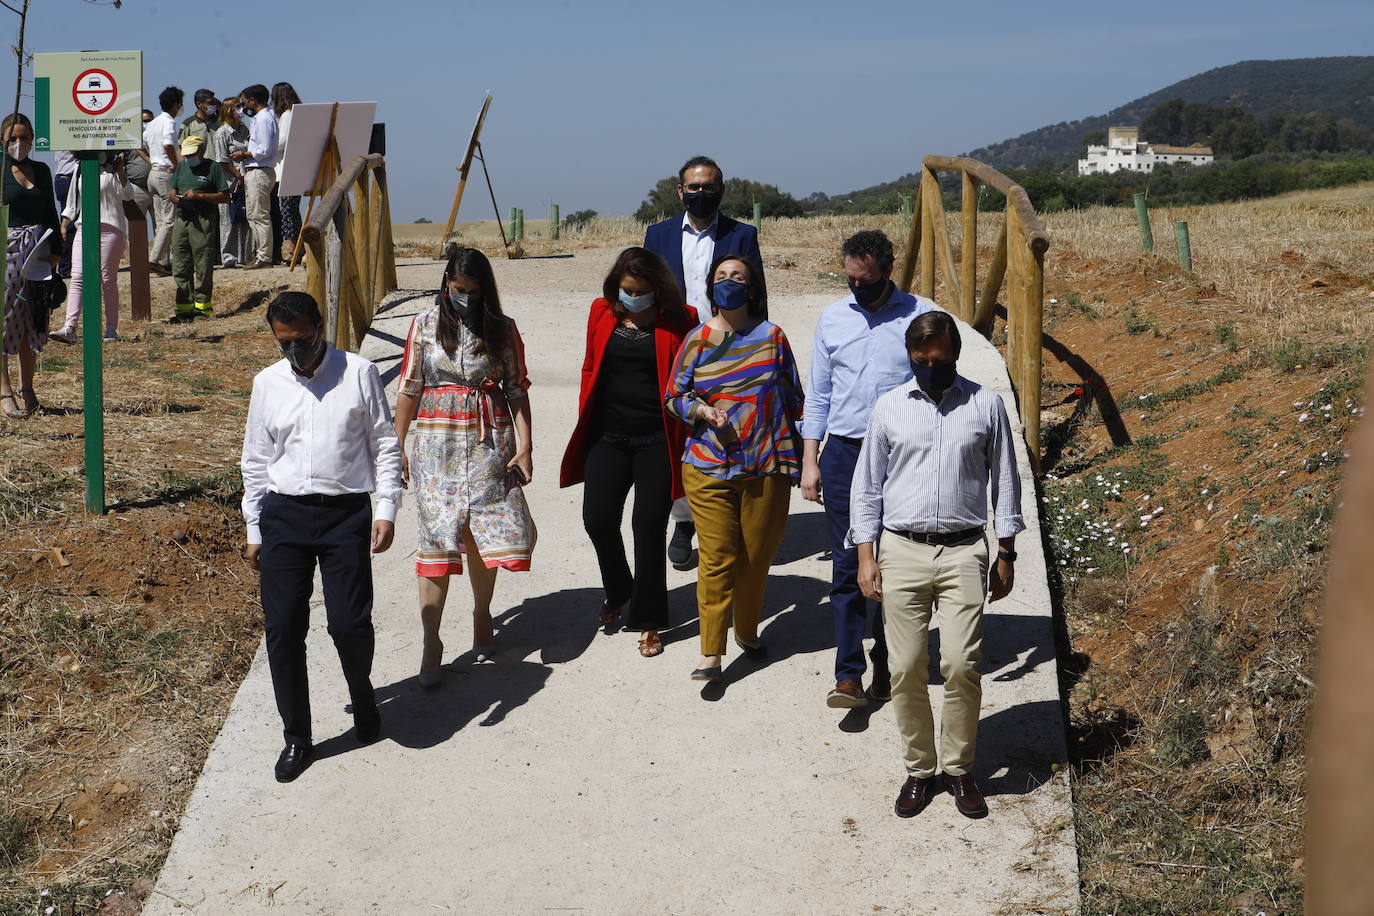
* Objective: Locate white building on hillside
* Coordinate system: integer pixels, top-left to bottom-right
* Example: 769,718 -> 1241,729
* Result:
1077,126 -> 1214,176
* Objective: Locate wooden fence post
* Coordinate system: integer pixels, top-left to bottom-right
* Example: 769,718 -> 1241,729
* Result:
551,203 -> 559,240
960,172 -> 977,321
919,172 -> 936,300
897,182 -> 923,292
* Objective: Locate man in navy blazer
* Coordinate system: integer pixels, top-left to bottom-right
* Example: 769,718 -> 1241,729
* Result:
643,155 -> 766,325
643,155 -> 768,568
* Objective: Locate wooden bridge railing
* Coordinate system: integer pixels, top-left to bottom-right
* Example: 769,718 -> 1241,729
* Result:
302,153 -> 400,351
898,155 -> 1050,471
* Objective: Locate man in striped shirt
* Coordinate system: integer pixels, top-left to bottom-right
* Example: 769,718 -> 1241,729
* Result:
849,310 -> 1024,819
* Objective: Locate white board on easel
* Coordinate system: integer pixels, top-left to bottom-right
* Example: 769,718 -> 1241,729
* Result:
277,101 -> 377,196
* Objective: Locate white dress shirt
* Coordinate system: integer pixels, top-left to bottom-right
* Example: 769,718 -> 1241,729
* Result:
680,212 -> 718,321
849,375 -> 1025,545
240,346 -> 402,544
61,170 -> 133,235
244,106 -> 279,169
146,112 -> 177,169
273,107 -> 293,182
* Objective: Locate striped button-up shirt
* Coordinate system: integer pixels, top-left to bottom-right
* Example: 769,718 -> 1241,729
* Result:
848,375 -> 1024,545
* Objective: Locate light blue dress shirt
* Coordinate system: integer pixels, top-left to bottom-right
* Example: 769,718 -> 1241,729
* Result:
801,286 -> 935,440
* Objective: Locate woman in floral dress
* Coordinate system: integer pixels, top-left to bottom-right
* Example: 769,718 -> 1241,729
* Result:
395,247 -> 535,685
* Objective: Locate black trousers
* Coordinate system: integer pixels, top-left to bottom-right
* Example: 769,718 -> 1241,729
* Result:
259,491 -> 377,745
582,431 -> 674,629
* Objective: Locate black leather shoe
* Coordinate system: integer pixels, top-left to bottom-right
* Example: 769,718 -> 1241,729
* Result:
894,775 -> 935,818
734,635 -> 767,661
354,705 -> 382,744
947,773 -> 988,818
668,522 -> 696,570
274,743 -> 312,783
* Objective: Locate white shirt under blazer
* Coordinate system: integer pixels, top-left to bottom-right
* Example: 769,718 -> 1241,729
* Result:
240,346 -> 403,545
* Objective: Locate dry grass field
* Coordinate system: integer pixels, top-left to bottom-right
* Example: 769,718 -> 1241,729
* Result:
1,184 -> 1369,913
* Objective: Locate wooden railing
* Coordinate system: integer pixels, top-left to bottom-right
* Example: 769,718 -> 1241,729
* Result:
898,155 -> 1050,471
302,153 -> 400,351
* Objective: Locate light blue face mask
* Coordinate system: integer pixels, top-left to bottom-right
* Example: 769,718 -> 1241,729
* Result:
618,288 -> 655,313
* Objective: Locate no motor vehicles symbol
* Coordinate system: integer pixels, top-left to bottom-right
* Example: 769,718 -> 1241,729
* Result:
73,68 -> 116,116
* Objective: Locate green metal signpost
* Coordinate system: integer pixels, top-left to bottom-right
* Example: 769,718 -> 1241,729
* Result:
33,50 -> 143,514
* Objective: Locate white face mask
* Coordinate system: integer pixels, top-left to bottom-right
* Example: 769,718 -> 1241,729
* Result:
7,138 -> 31,160
184,156 -> 202,167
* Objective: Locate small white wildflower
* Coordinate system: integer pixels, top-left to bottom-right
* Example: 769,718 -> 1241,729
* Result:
1298,413 -> 1309,422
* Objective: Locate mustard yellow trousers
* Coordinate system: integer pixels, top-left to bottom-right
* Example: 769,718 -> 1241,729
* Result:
682,465 -> 792,657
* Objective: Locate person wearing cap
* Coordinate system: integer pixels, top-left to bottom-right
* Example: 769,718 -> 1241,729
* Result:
168,135 -> 230,320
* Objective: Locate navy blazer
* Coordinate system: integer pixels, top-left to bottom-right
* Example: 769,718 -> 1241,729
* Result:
643,212 -> 766,308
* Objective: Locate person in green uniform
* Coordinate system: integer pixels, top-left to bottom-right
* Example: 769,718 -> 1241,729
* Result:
178,89 -> 219,148
169,135 -> 230,319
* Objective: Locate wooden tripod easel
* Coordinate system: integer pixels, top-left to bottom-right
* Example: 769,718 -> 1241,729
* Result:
289,102 -> 341,270
439,94 -> 510,258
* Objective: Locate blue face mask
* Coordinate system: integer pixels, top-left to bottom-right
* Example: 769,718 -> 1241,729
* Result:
911,360 -> 957,394
848,277 -> 889,309
618,288 -> 655,313
712,279 -> 749,312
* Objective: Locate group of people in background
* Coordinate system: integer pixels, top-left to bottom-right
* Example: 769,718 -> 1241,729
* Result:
0,81 -> 303,419
240,154 -> 1026,822
141,81 -> 302,318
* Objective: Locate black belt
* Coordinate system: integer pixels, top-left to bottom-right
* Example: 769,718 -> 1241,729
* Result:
886,527 -> 982,547
277,492 -> 370,506
830,434 -> 864,448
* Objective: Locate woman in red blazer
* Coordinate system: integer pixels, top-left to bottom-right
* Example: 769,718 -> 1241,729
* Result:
559,247 -> 694,657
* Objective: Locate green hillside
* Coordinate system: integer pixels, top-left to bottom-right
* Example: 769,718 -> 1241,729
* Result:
964,56 -> 1374,170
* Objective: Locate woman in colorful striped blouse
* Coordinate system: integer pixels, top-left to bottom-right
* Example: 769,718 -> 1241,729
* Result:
665,253 -> 804,682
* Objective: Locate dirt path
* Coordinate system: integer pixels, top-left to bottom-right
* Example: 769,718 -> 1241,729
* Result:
145,251 -> 1076,915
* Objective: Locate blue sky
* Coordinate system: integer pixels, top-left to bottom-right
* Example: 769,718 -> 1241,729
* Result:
11,0 -> 1374,221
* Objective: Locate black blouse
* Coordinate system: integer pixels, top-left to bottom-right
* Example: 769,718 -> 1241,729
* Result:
593,324 -> 663,437
3,159 -> 60,236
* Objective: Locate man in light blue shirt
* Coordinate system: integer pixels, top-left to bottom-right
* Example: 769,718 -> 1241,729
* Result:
800,230 -> 934,710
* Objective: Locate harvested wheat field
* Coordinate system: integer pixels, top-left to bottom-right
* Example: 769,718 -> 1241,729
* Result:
3,183 -> 1370,913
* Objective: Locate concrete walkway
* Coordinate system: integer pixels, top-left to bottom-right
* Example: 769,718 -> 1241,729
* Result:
148,252 -> 1078,916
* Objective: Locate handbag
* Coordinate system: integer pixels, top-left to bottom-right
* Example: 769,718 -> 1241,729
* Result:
228,186 -> 247,225
31,277 -> 67,330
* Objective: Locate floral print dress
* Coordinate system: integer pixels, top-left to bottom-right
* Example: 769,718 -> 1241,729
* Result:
399,305 -> 535,576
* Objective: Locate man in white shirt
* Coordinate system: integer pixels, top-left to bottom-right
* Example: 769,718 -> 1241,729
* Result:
850,310 -> 1024,820
145,86 -> 183,275
642,155 -> 765,569
229,83 -> 278,269
240,291 -> 402,782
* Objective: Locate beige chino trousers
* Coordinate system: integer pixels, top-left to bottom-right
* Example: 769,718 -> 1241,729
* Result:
879,531 -> 988,778
242,167 -> 274,264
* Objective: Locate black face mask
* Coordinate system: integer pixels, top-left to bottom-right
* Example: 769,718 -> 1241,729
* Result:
911,360 -> 957,394
683,189 -> 722,220
848,277 -> 889,309
281,335 -> 325,373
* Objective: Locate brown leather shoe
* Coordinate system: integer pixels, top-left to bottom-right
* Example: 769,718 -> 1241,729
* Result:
826,679 -> 867,709
946,773 -> 988,818
894,775 -> 935,818
243,260 -> 270,270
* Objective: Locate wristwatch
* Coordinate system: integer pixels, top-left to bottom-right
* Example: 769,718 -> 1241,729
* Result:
998,548 -> 1017,562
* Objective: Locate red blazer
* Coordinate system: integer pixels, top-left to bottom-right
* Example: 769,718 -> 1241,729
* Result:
559,297 -> 694,499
